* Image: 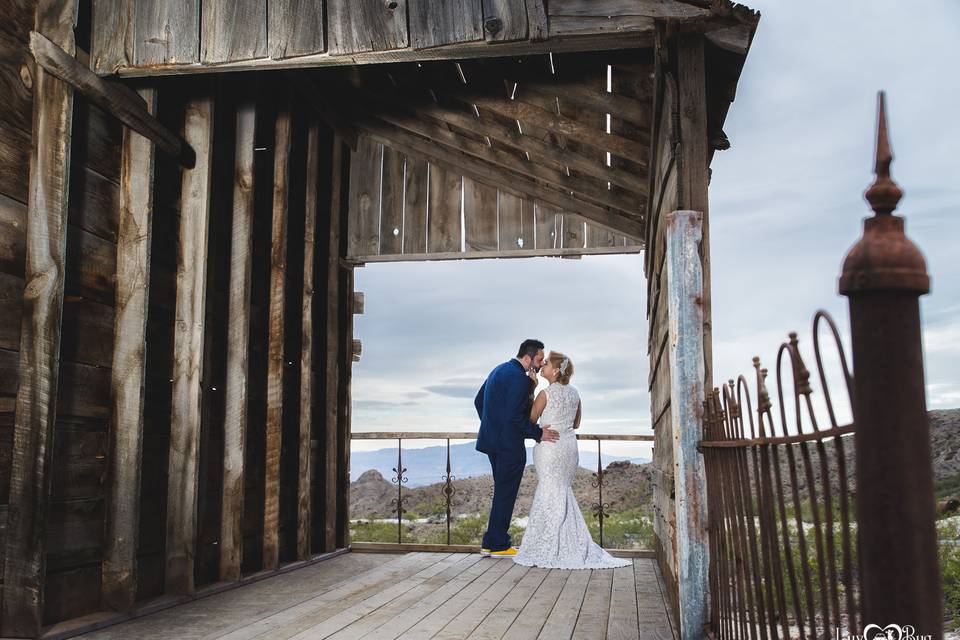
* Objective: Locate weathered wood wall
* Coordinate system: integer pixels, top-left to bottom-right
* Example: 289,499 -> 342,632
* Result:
0,47 -> 356,632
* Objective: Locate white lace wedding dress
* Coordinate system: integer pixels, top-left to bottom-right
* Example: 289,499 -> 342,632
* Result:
513,383 -> 631,569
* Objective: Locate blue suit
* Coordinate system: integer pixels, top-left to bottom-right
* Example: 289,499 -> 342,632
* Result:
474,359 -> 543,551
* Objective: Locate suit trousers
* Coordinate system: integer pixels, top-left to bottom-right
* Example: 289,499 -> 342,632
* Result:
481,451 -> 525,551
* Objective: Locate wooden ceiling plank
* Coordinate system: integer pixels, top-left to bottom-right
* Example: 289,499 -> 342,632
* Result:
357,119 -> 644,239
409,0 -> 483,50
268,0 -> 325,59
463,176 -> 498,251
350,72 -> 649,192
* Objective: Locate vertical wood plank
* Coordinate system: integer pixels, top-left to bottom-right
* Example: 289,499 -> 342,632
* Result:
268,0 -> 325,60
665,209 -> 708,640
323,138 -> 346,551
1,2 -> 76,633
525,0 -> 548,42
560,214 -> 585,249
378,146 -> 405,256
497,190 -> 520,252
297,118 -> 320,560
401,155 -> 427,254
134,0 -> 200,66
346,135 -> 381,258
676,34 -> 711,391
426,163 -> 461,253
219,87 -> 256,582
336,266 -> 355,548
463,176 -> 497,252
409,0 -> 483,49
201,0 -> 267,64
263,93 -> 292,572
102,86 -> 156,612
534,202 -> 558,249
482,0 -> 528,43
165,89 -> 214,596
327,0 -> 407,56
91,0 -> 133,74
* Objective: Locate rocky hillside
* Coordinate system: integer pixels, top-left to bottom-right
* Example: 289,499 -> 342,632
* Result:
351,459 -> 653,520
350,409 -> 960,519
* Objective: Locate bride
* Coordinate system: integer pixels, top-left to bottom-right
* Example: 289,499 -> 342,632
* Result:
513,351 -> 630,570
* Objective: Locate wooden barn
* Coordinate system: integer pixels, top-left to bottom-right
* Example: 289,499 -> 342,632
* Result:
0,0 -> 764,638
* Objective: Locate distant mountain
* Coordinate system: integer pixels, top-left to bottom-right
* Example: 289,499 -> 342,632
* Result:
350,440 -> 650,487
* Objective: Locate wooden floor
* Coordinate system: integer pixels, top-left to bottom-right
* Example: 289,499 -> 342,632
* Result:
73,551 -> 677,640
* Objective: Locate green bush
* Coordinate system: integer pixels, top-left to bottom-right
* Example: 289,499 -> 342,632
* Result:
938,518 -> 960,630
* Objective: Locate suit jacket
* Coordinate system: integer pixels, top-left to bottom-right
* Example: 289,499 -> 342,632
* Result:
474,359 -> 543,457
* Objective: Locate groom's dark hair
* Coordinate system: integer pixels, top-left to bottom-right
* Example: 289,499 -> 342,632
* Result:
516,339 -> 545,359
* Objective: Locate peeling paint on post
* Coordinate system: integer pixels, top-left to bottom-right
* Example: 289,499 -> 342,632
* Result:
665,209 -> 709,640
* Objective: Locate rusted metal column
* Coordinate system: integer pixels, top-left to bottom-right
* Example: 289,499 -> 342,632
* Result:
839,93 -> 941,638
666,209 -> 710,640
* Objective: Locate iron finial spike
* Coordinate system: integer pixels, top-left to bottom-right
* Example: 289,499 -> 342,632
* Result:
864,91 -> 903,215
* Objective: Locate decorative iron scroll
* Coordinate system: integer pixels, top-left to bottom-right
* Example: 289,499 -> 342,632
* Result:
390,438 -> 408,544
591,441 -> 611,547
441,438 -> 457,545
700,311 -> 858,640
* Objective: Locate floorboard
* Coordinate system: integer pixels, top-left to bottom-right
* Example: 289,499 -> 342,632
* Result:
74,552 -> 677,640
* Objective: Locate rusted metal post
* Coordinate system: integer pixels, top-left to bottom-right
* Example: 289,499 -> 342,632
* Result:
666,209 -> 710,640
839,93 -> 941,638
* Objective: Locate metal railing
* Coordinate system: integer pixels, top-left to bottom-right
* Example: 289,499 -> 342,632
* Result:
700,314 -> 858,639
350,431 -> 654,547
699,94 -> 942,639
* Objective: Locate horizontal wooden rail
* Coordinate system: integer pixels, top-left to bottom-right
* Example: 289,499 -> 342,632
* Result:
350,431 -> 655,441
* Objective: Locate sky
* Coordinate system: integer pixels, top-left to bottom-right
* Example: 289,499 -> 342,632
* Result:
349,0 -> 960,460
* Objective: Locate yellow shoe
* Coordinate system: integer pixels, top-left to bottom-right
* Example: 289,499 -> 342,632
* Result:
488,547 -> 518,558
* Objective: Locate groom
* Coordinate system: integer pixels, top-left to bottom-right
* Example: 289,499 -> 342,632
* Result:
474,339 -> 559,557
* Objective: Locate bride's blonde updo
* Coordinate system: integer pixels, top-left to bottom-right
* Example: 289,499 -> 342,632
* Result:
548,351 -> 574,385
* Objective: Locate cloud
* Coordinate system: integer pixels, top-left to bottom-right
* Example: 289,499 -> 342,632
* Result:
350,0 -> 960,438
423,383 -> 481,399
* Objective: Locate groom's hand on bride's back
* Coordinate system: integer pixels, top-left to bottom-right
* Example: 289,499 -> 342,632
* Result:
541,425 -> 559,442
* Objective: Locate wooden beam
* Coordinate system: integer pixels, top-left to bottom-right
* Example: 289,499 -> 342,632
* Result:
664,209 -> 709,640
30,31 -> 194,165
102,86 -> 156,612
336,266 -> 355,547
113,31 -> 656,78
263,92 -> 293,571
323,138 -> 346,551
165,90 -> 215,596
357,121 -> 645,239
350,244 -> 642,264
548,0 -> 711,19
327,0 -> 407,55
346,135 -> 382,257
509,76 -> 652,129
352,291 -> 365,314
219,86 -> 257,583
285,72 -> 358,151
297,118 -> 321,561
0,2 -> 76,634
676,33 -> 712,390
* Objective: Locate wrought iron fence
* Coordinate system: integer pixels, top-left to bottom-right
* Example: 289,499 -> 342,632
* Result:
699,93 -> 942,639
700,313 -> 858,640
349,431 -> 654,547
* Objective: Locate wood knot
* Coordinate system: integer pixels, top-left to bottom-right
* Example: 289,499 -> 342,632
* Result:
484,18 -> 503,35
